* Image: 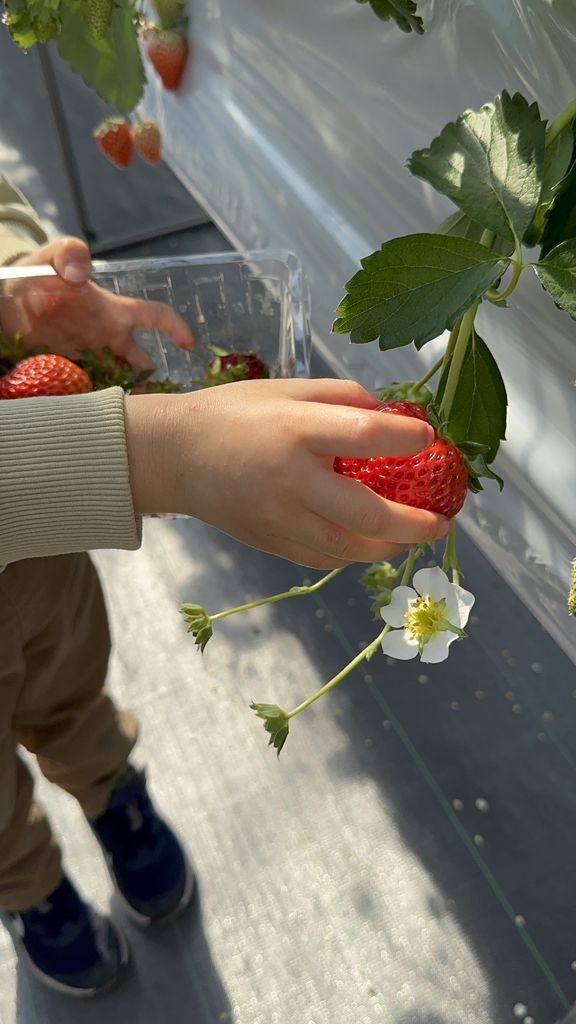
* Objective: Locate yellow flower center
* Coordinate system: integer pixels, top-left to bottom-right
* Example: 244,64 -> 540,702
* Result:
404,596 -> 449,644
403,595 -> 465,654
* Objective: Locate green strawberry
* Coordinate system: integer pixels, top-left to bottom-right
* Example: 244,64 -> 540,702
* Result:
81,0 -> 115,39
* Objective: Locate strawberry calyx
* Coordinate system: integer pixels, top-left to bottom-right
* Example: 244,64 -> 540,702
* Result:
376,380 -> 434,408
425,401 -> 504,494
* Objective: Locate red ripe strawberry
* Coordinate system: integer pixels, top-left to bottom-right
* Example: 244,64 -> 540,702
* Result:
145,29 -> 188,91
94,118 -> 133,169
0,355 -> 92,399
204,350 -> 269,387
334,401 -> 468,518
132,120 -> 161,164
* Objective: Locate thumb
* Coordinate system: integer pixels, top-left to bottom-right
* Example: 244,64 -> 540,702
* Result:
35,237 -> 92,285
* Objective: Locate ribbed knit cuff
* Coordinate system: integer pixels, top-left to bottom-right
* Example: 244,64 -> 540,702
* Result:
0,387 -> 142,565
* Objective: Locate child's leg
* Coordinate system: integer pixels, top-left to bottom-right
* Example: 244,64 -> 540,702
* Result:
0,749 -> 62,912
1,553 -> 137,822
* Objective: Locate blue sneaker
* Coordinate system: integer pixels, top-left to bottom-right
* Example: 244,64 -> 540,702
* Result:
90,767 -> 194,926
7,875 -> 128,996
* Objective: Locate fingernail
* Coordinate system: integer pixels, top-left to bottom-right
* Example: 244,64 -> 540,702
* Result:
63,261 -> 89,283
423,424 -> 435,446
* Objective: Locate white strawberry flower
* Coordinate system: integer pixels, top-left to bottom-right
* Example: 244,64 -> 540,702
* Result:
381,566 -> 474,664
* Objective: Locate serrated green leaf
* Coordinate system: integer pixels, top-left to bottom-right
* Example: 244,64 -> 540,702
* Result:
539,129 -> 576,258
436,210 -> 514,258
409,91 -> 546,243
435,329 -> 507,463
332,234 -> 509,350
58,0 -> 145,113
364,0 -> 424,33
524,122 -> 574,247
534,239 -> 576,319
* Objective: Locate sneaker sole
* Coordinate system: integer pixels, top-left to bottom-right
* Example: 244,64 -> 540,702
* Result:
109,855 -> 196,928
7,917 -> 130,998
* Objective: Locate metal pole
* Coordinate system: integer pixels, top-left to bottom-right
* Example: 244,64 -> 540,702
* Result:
36,43 -> 99,243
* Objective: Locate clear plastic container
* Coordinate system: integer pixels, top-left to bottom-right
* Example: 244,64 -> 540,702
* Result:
0,249 -> 311,387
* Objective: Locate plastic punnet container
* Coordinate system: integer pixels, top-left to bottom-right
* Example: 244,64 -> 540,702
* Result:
0,250 -> 311,387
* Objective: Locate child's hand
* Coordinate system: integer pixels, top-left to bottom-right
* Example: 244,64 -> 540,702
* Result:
1,237 -> 193,369
125,378 -> 452,568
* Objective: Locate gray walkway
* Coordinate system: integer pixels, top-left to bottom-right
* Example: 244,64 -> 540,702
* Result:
2,27 -> 576,1024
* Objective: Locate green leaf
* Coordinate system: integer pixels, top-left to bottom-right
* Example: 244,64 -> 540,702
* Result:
539,128 -> 576,258
534,238 -> 576,319
180,603 -> 213,652
434,329 -> 507,463
356,0 -> 424,33
436,210 -> 514,258
250,703 -> 290,757
523,122 -> 574,247
332,234 -> 509,350
409,91 -> 546,243
58,0 -> 145,113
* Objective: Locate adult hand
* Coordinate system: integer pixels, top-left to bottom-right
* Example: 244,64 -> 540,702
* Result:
1,237 -> 193,369
125,378 -> 452,568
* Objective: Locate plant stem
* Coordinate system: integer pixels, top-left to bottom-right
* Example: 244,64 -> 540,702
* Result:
286,547 -> 418,720
442,520 -> 460,584
416,354 -> 445,388
546,95 -> 576,148
210,567 -> 345,622
438,303 -> 478,420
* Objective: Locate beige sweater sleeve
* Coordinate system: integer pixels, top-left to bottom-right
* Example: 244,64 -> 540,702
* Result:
0,179 -> 141,565
0,177 -> 49,264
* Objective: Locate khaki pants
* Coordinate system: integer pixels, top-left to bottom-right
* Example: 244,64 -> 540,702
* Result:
0,553 -> 137,912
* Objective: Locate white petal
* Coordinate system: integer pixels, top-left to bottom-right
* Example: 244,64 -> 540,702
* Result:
380,587 -> 417,628
450,582 -> 475,628
412,566 -> 452,601
420,632 -> 458,663
381,628 -> 419,660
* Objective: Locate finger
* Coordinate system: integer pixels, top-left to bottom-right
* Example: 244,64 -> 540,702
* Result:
123,298 -> 194,350
301,403 -> 434,457
122,337 -> 155,373
277,377 -> 382,408
301,511 -> 409,564
248,537 -> 353,570
37,237 -> 91,285
308,469 -> 451,544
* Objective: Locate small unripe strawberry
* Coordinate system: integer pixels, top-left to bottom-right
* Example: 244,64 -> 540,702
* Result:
94,118 -> 133,169
81,0 -> 114,39
132,120 -> 161,164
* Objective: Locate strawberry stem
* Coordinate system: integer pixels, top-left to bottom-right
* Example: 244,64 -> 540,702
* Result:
438,303 -> 478,420
415,354 -> 445,388
209,567 -> 345,623
285,546 -> 418,721
441,520 -> 460,584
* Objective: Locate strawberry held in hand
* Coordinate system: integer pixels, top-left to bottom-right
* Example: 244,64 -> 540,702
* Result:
334,401 -> 468,519
145,28 -> 188,90
94,118 -> 133,168
0,355 -> 92,399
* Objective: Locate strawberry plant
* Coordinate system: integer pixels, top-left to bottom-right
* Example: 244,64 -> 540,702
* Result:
181,87 -> 576,755
1,0 -> 187,165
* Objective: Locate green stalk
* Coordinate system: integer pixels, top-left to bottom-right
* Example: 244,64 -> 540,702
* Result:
210,567 -> 345,623
546,95 -> 576,148
438,303 -> 478,420
286,547 -> 418,720
441,520 -> 460,585
415,353 -> 446,388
